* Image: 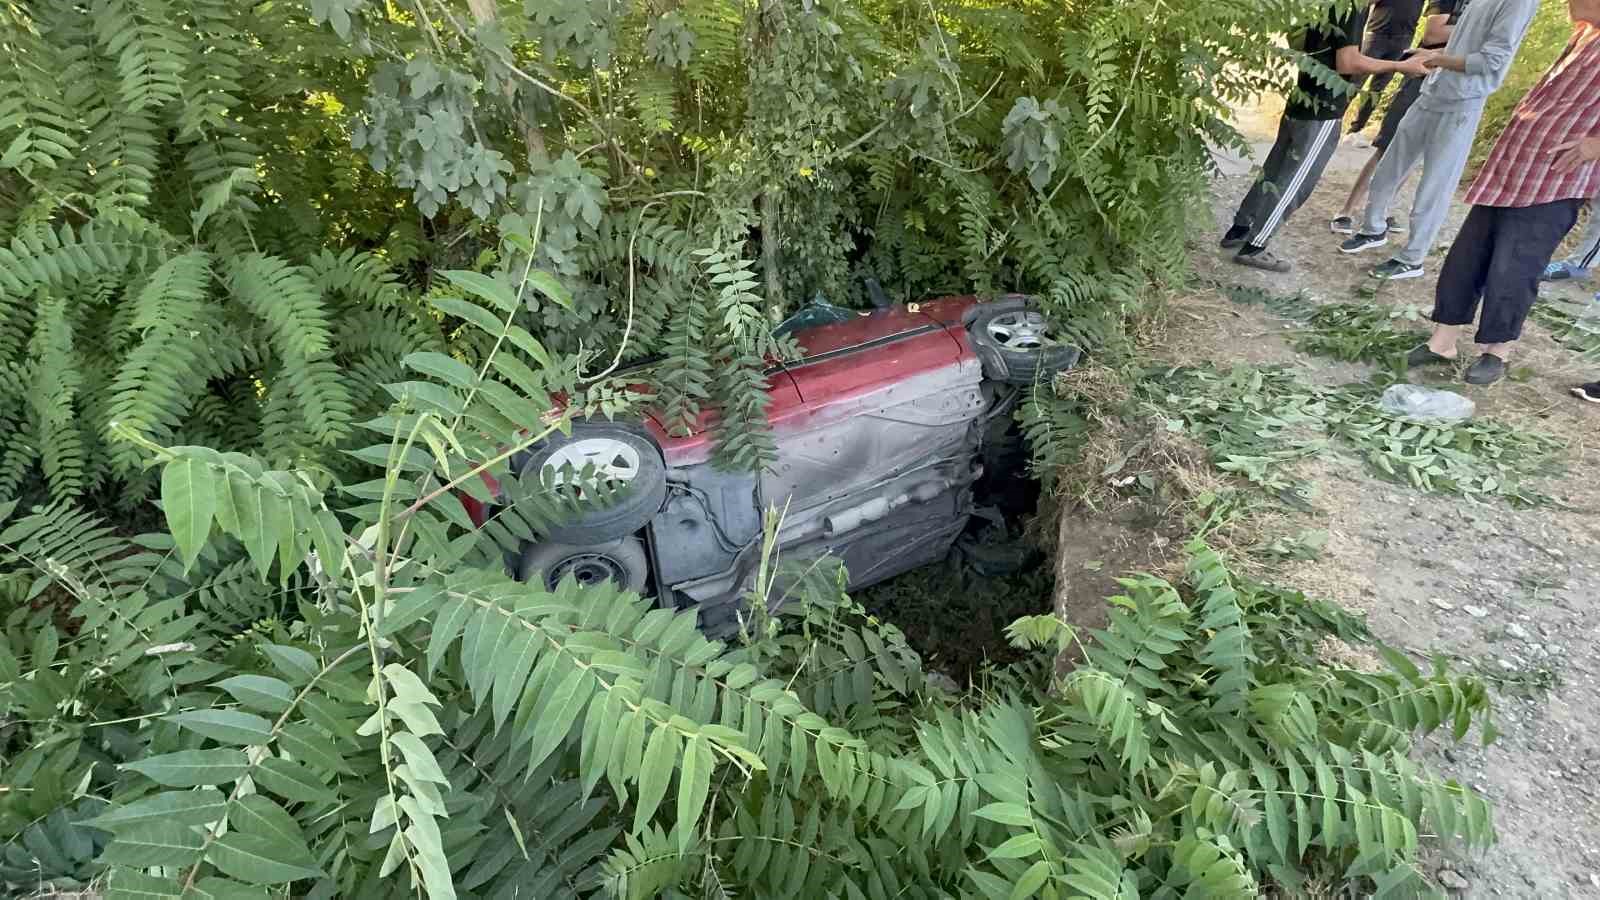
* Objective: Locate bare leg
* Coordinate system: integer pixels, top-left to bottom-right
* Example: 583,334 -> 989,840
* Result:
1426,326 -> 1515,362
1340,149 -> 1384,218
1480,341 -> 1513,360
1426,323 -> 1462,358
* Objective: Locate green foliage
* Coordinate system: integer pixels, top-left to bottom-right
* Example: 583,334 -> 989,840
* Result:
1148,365 -> 1562,505
316,0 -> 1333,475
4,261 -> 1503,897
1145,366 -> 1329,497
1,4 -> 1510,897
1019,377 -> 1098,493
4,0 -> 1346,505
1218,283 -> 1431,367
1471,4 -> 1575,172
1530,302 -> 1600,362
1293,302 -> 1431,366
3,475 -> 1501,900
0,2 -> 439,506
1323,384 -> 1563,504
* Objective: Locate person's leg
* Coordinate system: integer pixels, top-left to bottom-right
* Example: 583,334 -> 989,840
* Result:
1426,205 -> 1498,358
1475,199 -> 1586,357
1341,76 -> 1422,221
1350,72 -> 1395,133
1358,109 -> 1428,237
1230,116 -> 1298,233
1394,107 -> 1481,267
1561,200 -> 1600,271
1244,117 -> 1341,250
1338,150 -> 1385,220
1542,198 -> 1600,279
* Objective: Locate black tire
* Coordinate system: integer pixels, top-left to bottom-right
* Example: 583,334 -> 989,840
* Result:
966,299 -> 1081,385
518,537 -> 650,594
518,422 -> 667,545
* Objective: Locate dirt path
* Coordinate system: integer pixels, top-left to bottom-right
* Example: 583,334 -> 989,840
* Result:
1167,102 -> 1600,898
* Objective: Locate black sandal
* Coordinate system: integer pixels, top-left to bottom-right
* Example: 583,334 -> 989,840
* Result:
1404,345 -> 1456,369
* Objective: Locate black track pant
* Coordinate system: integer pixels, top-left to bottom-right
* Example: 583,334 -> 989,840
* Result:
1231,115 -> 1342,251
1433,200 -> 1585,344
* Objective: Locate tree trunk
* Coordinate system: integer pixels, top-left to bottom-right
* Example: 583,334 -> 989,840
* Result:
761,191 -> 784,321
466,0 -> 549,168
753,0 -> 789,321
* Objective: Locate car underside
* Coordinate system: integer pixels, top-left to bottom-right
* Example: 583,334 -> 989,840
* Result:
468,294 -> 1079,636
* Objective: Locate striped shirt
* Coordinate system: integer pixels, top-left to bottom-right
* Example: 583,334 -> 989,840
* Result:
1465,21 -> 1600,208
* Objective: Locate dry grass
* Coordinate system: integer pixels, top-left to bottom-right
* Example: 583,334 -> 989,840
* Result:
1040,359 -> 1288,582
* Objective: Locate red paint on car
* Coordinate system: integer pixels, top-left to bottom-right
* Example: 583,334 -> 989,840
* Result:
642,296 -> 983,467
462,294 -> 988,514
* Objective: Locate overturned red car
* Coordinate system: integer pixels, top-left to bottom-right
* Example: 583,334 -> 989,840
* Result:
465,294 -> 1078,635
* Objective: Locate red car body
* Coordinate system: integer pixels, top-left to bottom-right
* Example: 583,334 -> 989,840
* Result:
460,296 -> 980,519
644,295 -> 981,467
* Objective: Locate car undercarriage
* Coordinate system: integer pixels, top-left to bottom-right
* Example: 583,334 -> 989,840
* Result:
468,294 -> 1078,635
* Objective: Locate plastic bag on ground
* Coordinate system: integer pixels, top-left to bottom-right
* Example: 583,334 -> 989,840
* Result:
1380,383 -> 1475,422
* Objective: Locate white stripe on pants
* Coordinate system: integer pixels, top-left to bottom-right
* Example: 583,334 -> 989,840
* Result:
1249,119 -> 1340,248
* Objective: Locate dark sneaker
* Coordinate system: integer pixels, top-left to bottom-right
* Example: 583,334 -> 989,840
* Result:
1405,345 -> 1456,368
1571,382 -> 1600,404
1387,216 -> 1407,235
1340,232 -> 1388,254
1370,259 -> 1424,280
1542,261 -> 1588,282
1221,225 -> 1250,249
1464,354 -> 1507,385
1232,247 -> 1292,273
1330,215 -> 1355,235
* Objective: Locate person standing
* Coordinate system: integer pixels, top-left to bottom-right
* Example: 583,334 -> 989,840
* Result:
1408,0 -> 1600,385
1540,194 -> 1600,281
1349,0 -> 1431,134
1338,0 -> 1539,280
1332,1 -> 1462,233
1224,3 -> 1432,273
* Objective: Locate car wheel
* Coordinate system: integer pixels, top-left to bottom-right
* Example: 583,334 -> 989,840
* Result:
967,301 -> 1081,385
518,537 -> 650,594
519,422 -> 668,545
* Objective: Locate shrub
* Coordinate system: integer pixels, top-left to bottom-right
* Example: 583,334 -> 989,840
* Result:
1,262 -> 1499,898
1470,5 -> 1575,172
2,0 -> 1337,501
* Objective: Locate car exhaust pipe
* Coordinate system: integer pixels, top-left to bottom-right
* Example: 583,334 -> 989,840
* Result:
822,478 -> 953,537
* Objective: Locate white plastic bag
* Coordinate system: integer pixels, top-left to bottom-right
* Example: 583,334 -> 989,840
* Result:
1379,384 -> 1475,422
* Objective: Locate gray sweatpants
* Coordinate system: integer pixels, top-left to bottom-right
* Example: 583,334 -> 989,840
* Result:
1361,102 -> 1485,266
1232,116 -> 1343,250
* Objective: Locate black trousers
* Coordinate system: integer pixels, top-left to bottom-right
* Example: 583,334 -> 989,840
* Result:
1231,116 -> 1342,250
1373,74 -> 1423,152
1351,33 -> 1412,133
1433,200 -> 1585,344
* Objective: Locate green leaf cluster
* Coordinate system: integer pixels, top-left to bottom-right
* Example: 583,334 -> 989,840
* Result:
4,0 -> 1349,503
1147,364 -> 1562,505
3,352 -> 1501,898
0,2 -> 443,507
